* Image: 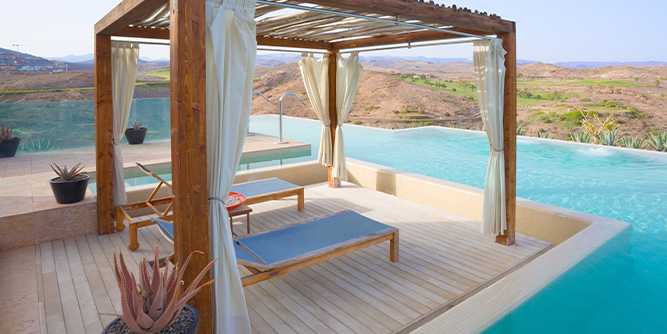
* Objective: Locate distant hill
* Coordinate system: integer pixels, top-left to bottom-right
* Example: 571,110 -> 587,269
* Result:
0,47 -> 66,72
554,61 -> 667,68
47,54 -> 93,63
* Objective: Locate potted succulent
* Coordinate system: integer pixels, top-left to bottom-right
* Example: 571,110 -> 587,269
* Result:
125,121 -> 148,145
0,127 -> 20,158
104,249 -> 214,334
49,163 -> 90,204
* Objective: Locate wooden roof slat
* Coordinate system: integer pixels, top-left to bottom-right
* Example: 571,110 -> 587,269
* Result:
96,0 -> 167,35
283,0 -> 513,33
270,18 -> 377,39
257,14 -> 340,35
256,12 -> 338,32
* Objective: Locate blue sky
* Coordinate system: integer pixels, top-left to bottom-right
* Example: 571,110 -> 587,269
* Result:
1,0 -> 665,62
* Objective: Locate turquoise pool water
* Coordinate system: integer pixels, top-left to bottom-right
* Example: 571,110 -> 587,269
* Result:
248,116 -> 667,333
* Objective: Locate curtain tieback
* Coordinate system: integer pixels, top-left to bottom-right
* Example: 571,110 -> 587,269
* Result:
208,196 -> 227,204
491,147 -> 504,153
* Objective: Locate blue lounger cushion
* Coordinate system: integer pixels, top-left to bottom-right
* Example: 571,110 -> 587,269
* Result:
231,178 -> 300,198
155,210 -> 397,271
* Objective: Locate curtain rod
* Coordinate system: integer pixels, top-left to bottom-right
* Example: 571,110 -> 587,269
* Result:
255,0 -> 491,40
339,37 -> 484,54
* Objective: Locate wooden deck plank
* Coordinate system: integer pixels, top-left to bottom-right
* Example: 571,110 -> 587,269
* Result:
5,182 -> 550,334
85,234 -> 122,315
247,284 -> 317,334
52,240 -> 86,334
268,279 -> 357,334
39,242 -> 67,334
75,236 -> 116,318
64,238 -> 103,333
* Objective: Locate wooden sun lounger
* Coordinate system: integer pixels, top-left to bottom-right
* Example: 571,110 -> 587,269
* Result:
117,164 -> 305,250
155,210 -> 399,286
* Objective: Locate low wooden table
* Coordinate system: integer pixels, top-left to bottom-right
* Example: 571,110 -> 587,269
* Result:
228,204 -> 252,235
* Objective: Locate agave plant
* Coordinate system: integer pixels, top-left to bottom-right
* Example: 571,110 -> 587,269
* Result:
132,121 -> 143,130
569,131 -> 592,143
0,127 -> 14,141
516,125 -> 527,136
598,129 -> 620,146
50,163 -> 87,181
620,136 -> 645,149
579,110 -> 617,144
647,132 -> 667,152
536,128 -> 550,139
114,249 -> 214,334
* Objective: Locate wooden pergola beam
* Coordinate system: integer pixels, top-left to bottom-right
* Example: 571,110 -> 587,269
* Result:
94,34 -> 115,235
332,30 -> 477,50
115,26 -> 169,39
497,27 -> 517,246
257,36 -> 332,50
327,50 -> 339,187
300,0 -> 514,34
110,27 -> 333,50
169,0 -> 214,332
95,0 -> 166,35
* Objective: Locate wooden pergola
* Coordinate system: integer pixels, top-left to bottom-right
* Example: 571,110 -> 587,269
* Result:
94,1 -> 516,332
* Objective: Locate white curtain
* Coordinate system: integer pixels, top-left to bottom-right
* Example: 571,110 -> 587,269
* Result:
332,52 -> 362,180
298,53 -> 332,166
206,0 -> 256,332
473,39 -> 507,237
111,42 -> 139,205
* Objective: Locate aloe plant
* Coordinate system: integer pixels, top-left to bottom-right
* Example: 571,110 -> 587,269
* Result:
598,129 -> 619,146
647,132 -> 667,152
50,163 -> 86,181
569,131 -> 592,143
114,249 -> 214,334
620,136 -> 644,149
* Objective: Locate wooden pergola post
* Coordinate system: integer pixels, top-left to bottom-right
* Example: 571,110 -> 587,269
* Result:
94,34 -> 115,235
169,0 -> 214,332
496,26 -> 517,246
327,49 -> 339,187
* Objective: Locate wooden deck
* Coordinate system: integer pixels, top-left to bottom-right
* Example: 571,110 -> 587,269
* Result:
1,183 -> 549,334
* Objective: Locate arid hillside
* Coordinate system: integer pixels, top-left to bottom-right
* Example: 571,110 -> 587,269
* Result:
253,63 -> 479,129
2,60 -> 666,141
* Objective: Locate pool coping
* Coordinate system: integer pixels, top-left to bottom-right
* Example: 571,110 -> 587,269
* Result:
412,210 -> 629,334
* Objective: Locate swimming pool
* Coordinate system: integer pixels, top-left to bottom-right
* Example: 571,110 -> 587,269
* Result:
121,114 -> 667,332
248,115 -> 667,333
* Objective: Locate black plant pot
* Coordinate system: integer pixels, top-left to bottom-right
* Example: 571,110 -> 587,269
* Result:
103,305 -> 199,334
49,174 -> 89,204
0,137 -> 20,158
125,127 -> 147,145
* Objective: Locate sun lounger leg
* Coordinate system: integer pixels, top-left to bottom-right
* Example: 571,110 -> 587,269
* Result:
128,224 -> 139,251
390,231 -> 399,262
114,208 -> 125,232
297,188 -> 305,211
